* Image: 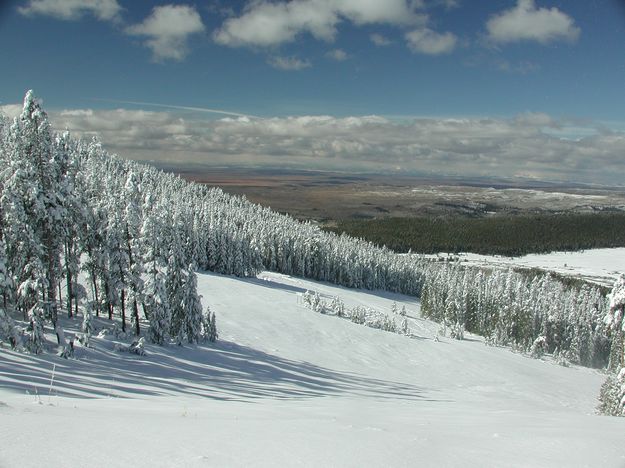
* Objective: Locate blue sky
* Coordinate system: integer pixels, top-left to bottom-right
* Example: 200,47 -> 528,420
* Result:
1,0 -> 625,185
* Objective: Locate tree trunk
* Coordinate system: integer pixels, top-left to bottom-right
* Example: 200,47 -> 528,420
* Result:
120,288 -> 126,332
91,274 -> 100,317
133,299 -> 140,336
104,281 -> 113,320
65,240 -> 77,318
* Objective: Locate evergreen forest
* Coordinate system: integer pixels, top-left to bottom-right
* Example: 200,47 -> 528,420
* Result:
328,213 -> 625,256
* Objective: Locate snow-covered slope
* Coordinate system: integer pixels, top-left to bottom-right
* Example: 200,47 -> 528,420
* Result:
1,271 -> 624,467
449,247 -> 625,286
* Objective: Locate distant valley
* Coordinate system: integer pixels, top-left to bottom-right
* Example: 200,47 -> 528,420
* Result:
162,165 -> 625,222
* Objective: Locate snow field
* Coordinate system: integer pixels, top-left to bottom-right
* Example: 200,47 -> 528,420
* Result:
453,247 -> 625,286
2,270 -> 625,467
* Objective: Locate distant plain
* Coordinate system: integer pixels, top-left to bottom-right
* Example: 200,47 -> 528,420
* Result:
168,166 -> 625,223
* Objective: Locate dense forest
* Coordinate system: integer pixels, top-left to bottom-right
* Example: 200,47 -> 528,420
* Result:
0,91 -> 623,415
328,213 -> 625,256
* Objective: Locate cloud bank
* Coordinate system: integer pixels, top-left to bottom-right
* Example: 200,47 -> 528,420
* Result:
3,104 -> 621,186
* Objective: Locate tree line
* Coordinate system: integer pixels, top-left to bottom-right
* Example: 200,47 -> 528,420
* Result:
328,213 -> 625,256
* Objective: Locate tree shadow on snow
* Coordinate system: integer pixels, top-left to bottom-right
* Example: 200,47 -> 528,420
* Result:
238,276 -> 309,295
0,340 -> 435,402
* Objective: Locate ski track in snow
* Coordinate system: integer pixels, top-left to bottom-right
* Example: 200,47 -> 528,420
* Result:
2,261 -> 625,467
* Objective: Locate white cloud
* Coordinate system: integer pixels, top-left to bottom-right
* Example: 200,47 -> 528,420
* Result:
126,5 -> 205,62
267,55 -> 312,70
0,104 -> 23,120
23,104 -> 625,186
405,28 -> 457,55
487,0 -> 580,45
18,0 -> 122,21
213,0 -> 425,48
326,48 -> 348,61
370,33 -> 392,46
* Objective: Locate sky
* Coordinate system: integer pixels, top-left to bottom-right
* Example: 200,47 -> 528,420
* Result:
1,0 -> 625,185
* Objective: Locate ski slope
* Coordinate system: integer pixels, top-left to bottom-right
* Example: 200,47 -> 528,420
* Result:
1,270 -> 624,467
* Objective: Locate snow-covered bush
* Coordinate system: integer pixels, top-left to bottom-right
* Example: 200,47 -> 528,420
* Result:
0,308 -> 20,349
400,317 -> 409,335
529,336 -> 547,359
114,337 -> 146,356
329,296 -> 345,317
449,321 -> 464,340
26,305 -> 46,354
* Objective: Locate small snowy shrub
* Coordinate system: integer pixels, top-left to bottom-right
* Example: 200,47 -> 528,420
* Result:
26,305 -> 46,354
329,296 -> 345,317
114,337 -> 146,356
530,336 -> 548,359
129,337 -> 146,355
349,306 -> 367,325
401,317 -> 409,335
449,321 -> 464,340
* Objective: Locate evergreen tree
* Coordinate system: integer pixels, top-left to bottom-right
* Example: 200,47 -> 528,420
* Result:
141,208 -> 171,345
201,306 -> 218,343
599,275 -> 625,416
179,265 -> 204,344
10,91 -> 68,348
208,310 -> 218,343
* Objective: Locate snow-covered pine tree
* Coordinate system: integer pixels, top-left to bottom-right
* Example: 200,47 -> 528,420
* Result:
54,131 -> 82,318
599,275 -> 625,416
201,306 -> 218,343
141,207 -> 171,345
80,302 -> 95,347
0,239 -> 12,313
179,265 -> 203,344
166,219 -> 188,343
208,310 -> 218,343
9,91 -> 68,350
107,206 -> 130,331
124,171 -> 144,336
0,240 -> 18,348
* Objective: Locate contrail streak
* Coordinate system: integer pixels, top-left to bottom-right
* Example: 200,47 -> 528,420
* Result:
90,98 -> 260,119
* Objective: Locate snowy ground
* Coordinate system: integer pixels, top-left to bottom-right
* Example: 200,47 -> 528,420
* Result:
430,247 -> 625,287
1,270 -> 625,467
